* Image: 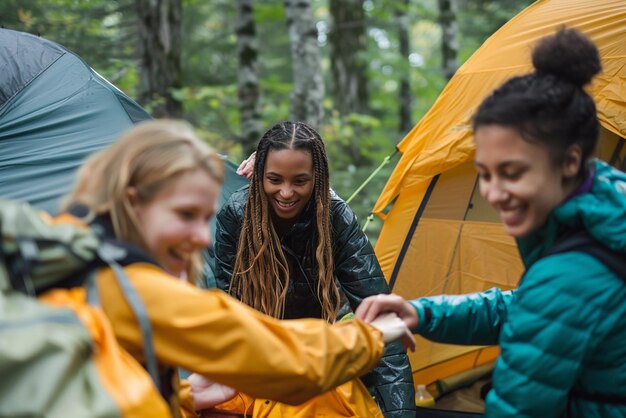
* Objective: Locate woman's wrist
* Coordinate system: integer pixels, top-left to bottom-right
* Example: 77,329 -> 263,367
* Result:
408,300 -> 429,332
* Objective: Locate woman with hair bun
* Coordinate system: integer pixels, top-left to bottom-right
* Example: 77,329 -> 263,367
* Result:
356,28 -> 626,418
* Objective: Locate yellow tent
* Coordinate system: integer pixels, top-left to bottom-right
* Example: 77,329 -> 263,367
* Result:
373,0 -> 626,399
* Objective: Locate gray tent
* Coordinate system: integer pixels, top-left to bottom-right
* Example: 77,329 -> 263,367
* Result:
0,28 -> 247,286
0,28 -> 152,212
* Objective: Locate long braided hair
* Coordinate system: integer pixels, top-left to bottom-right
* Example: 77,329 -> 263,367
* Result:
229,121 -> 340,321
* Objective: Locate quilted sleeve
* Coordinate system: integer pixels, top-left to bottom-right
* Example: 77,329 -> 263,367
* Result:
213,197 -> 244,293
411,288 -> 514,346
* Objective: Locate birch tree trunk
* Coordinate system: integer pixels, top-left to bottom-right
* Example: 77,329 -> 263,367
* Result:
135,0 -> 182,117
328,0 -> 368,116
284,0 -> 324,130
438,0 -> 459,80
236,0 -> 262,156
397,0 -> 412,134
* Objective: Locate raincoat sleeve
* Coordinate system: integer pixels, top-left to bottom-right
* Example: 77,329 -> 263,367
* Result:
410,287 -> 514,346
485,253 -> 622,418
96,263 -> 385,406
331,199 -> 416,417
213,195 -> 243,293
178,379 -> 196,418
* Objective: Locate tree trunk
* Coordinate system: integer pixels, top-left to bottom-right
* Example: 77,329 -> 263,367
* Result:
283,0 -> 324,130
236,0 -> 262,156
397,0 -> 412,134
328,0 -> 368,116
135,0 -> 182,118
438,0 -> 459,80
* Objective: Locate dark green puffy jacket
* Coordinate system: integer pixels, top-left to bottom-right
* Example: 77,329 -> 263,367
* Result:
213,186 -> 415,418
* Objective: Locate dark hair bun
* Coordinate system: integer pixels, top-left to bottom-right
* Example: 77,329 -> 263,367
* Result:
532,27 -> 601,87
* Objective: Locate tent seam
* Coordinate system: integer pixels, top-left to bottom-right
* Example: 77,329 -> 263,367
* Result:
388,174 -> 440,291
0,44 -> 66,114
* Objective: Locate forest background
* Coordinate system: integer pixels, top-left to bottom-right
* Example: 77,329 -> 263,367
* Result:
1,0 -> 534,243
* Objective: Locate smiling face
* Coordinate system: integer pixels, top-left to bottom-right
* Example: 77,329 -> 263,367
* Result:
130,168 -> 219,277
474,125 -> 580,238
263,148 -> 315,227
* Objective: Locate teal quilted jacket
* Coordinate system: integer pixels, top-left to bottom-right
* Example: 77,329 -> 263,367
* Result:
410,160 -> 626,418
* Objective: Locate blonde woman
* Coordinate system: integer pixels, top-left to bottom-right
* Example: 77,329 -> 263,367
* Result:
60,119 -> 412,417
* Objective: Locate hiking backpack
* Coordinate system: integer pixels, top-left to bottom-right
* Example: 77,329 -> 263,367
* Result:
0,198 -> 171,417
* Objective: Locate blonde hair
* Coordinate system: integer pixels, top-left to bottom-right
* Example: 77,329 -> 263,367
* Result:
62,119 -> 224,281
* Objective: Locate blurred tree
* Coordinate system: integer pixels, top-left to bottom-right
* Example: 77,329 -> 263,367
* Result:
328,0 -> 368,115
395,0 -> 412,134
134,0 -> 183,117
456,0 -> 534,61
0,0 -> 136,85
177,0 -> 242,153
284,0 -> 324,130
235,0 -> 262,156
438,0 -> 458,79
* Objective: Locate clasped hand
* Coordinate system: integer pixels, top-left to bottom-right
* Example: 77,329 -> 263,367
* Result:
356,293 -> 418,352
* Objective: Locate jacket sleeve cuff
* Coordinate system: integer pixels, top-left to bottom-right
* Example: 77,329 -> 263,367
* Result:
408,300 -> 429,333
178,379 -> 197,418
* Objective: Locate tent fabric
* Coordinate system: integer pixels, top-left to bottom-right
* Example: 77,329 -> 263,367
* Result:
372,0 -> 626,389
0,28 -> 247,221
0,29 -> 151,214
374,0 -> 626,218
0,28 -> 64,107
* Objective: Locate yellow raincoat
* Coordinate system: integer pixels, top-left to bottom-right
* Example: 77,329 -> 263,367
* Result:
211,378 -> 383,417
95,263 -> 385,417
209,314 -> 384,417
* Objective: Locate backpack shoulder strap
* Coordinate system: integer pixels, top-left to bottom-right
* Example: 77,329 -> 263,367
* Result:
545,229 -> 626,281
95,242 -> 161,391
549,230 -> 626,405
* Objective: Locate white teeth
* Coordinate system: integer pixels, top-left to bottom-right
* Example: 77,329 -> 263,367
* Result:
277,200 -> 296,208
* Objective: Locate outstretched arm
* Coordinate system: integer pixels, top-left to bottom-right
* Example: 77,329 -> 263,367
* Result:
97,264 -> 396,405
359,288 -> 513,346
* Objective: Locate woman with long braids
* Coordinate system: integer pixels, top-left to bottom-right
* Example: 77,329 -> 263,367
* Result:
213,121 -> 415,417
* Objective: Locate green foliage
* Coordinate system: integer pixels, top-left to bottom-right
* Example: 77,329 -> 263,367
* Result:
0,0 -> 536,237
175,84 -> 243,158
182,0 -> 237,86
323,110 -> 384,167
258,76 -> 292,128
456,0 -> 535,62
0,0 -> 134,77
330,158 -> 399,245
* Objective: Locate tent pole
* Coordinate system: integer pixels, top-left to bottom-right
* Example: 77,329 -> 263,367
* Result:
346,149 -> 398,205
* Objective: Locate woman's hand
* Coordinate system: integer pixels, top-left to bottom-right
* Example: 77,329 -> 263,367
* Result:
356,294 -> 418,351
236,152 -> 256,179
189,373 -> 237,410
367,311 -> 416,352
